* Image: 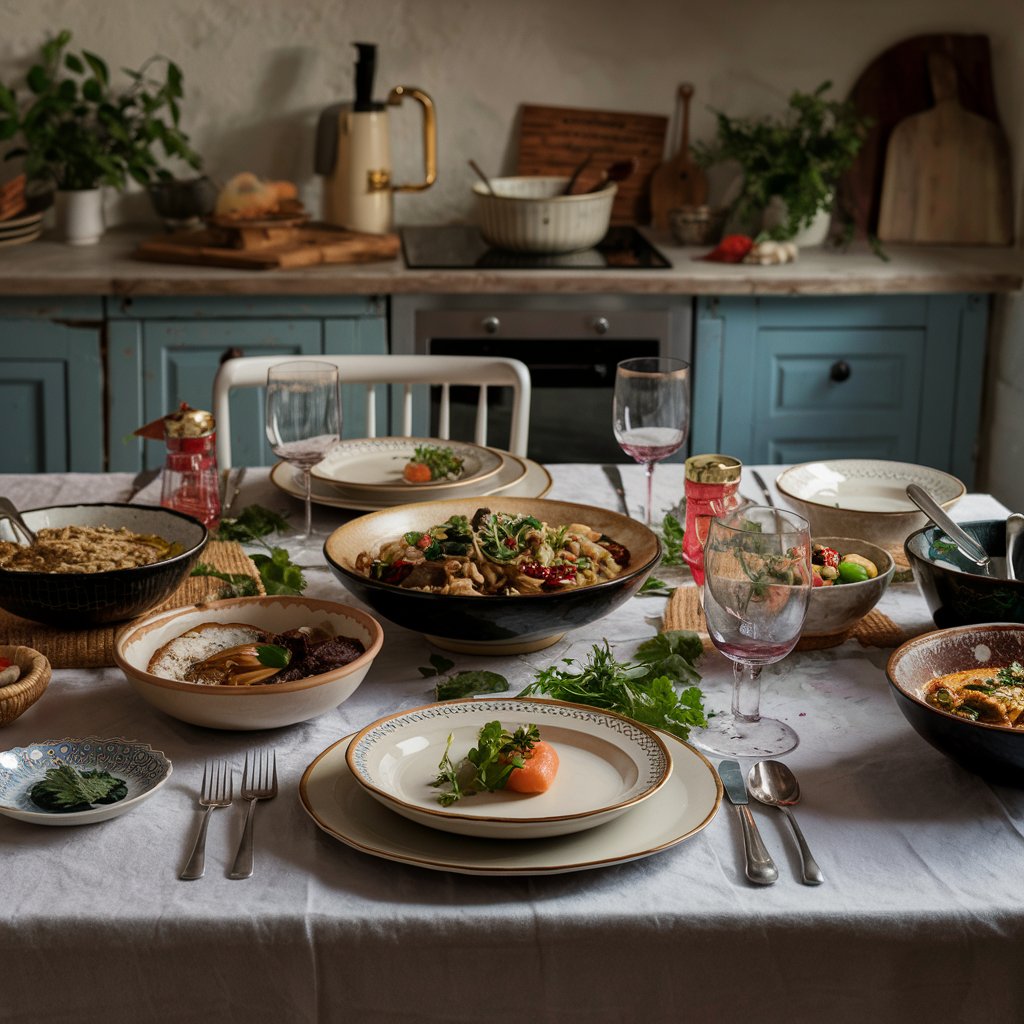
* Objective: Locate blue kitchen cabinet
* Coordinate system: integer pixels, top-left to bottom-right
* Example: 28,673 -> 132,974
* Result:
107,296 -> 387,470
0,298 -> 104,473
691,294 -> 987,485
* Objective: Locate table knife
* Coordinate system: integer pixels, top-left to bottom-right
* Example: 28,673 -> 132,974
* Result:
222,467 -> 247,517
751,470 -> 775,508
718,759 -> 779,885
602,465 -> 630,518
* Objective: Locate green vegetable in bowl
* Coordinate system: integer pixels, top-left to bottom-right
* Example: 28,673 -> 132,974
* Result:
29,764 -> 128,812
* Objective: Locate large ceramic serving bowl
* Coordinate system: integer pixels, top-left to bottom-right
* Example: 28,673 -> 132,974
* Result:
473,176 -> 616,254
802,536 -> 896,637
905,520 -> 1024,628
114,595 -> 384,730
0,503 -> 208,627
776,459 -> 964,551
323,497 -> 660,654
886,624 -> 1024,784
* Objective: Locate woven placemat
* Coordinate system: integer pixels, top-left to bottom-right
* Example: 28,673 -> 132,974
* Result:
663,585 -> 908,652
0,541 -> 264,669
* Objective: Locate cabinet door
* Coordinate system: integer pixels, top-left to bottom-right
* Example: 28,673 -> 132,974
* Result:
0,314 -> 103,472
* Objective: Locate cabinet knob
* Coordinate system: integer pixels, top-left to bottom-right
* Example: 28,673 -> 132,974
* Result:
830,360 -> 851,383
592,316 -> 610,335
482,316 -> 500,335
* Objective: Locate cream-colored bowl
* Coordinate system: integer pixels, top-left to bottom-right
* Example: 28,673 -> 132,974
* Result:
114,596 -> 383,731
473,176 -> 616,254
802,536 -> 896,637
776,459 -> 965,550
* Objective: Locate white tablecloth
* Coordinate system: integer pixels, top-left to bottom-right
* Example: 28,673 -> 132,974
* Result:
1,465 -> 1021,1024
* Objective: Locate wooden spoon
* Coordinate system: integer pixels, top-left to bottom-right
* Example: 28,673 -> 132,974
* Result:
649,83 -> 709,229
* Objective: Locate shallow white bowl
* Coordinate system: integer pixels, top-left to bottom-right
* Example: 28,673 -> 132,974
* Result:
473,176 -> 616,254
346,698 -> 672,839
0,737 -> 171,826
776,459 -> 964,550
114,596 -> 384,731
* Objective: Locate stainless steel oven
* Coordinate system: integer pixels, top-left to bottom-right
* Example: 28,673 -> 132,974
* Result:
390,292 -> 692,464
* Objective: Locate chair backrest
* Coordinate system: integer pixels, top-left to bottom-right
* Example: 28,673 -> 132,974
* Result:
212,353 -> 532,468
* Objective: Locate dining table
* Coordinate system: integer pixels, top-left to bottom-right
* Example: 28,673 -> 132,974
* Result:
2,462 -> 1023,1024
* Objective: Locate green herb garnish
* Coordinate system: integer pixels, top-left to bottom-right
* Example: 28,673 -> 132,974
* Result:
434,670 -> 510,702
189,563 -> 260,597
639,575 -> 676,597
250,547 -> 306,596
659,512 -> 685,567
409,444 -> 465,480
256,644 -> 291,668
215,504 -> 291,543
518,631 -> 706,741
431,722 -> 539,806
30,765 -> 128,813
418,653 -> 457,678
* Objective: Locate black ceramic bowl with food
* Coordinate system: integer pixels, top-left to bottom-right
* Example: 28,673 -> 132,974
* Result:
323,497 -> 660,654
886,624 -> 1024,785
0,503 -> 208,627
904,520 -> 1024,628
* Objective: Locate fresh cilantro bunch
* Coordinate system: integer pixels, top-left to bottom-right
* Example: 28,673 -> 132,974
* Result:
518,631 -> 707,741
431,722 -> 538,806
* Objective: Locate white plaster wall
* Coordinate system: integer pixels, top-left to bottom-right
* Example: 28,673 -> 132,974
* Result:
1,0 -> 1022,500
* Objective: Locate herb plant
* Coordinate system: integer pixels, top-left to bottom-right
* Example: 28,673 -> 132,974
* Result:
0,29 -> 201,191
693,81 -> 869,240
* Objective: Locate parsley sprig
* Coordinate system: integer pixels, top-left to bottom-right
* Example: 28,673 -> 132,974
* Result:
431,722 -> 539,806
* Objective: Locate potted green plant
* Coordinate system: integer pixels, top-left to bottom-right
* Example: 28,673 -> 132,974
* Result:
693,82 -> 869,245
0,29 -> 202,243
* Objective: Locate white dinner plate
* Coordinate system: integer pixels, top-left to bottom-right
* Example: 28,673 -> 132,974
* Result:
0,229 -> 41,248
271,451 -> 551,512
346,698 -> 672,839
0,211 -> 44,231
0,737 -> 172,826
312,437 -> 504,498
300,726 -> 720,875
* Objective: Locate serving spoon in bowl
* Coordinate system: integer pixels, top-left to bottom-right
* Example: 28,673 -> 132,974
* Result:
0,496 -> 36,545
905,484 -> 996,576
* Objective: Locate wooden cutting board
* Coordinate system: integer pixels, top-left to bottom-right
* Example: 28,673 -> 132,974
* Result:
838,33 -> 1008,238
516,104 -> 668,224
135,223 -> 400,269
648,84 -> 708,230
877,51 -> 1012,244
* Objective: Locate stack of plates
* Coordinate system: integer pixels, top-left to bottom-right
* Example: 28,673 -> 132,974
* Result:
299,698 -> 722,876
272,437 -> 552,512
0,211 -> 44,248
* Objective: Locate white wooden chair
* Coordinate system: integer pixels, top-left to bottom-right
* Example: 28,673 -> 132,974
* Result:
211,354 -> 532,469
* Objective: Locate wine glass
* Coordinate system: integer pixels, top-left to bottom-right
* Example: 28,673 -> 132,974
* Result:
612,357 -> 690,526
694,504 -> 812,758
265,361 -> 341,541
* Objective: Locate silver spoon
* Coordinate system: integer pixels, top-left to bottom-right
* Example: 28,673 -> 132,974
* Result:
747,760 -> 824,886
906,483 -> 993,574
1006,513 -> 1024,582
0,496 -> 36,545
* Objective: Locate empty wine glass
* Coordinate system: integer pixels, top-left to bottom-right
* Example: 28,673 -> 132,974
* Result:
265,361 -> 341,541
695,505 -> 812,758
612,357 -> 690,525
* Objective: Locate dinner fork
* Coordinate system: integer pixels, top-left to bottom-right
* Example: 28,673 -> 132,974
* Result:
180,760 -> 233,881
229,749 -> 278,880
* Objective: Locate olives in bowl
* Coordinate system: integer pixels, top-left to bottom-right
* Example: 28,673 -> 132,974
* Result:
802,537 -> 895,637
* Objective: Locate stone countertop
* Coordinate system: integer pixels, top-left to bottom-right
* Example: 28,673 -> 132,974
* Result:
0,226 -> 1021,298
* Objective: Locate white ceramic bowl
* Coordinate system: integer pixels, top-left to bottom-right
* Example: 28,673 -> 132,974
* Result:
776,459 -> 965,550
803,536 -> 896,637
114,596 -> 384,731
473,176 -> 616,254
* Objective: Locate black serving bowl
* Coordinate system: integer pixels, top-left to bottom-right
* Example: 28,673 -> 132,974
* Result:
323,497 -> 660,655
904,520 -> 1024,628
0,503 -> 208,627
887,624 -> 1024,785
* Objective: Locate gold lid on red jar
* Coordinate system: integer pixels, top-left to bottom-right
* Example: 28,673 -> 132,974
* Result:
685,453 -> 742,484
164,406 -> 215,438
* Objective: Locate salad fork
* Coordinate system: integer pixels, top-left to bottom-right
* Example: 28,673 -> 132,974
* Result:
229,749 -> 278,880
180,760 -> 233,881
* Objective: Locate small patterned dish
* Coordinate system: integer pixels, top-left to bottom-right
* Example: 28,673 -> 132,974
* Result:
0,737 -> 172,825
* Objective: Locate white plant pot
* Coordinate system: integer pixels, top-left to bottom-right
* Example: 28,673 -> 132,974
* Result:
763,195 -> 831,247
56,188 -> 104,246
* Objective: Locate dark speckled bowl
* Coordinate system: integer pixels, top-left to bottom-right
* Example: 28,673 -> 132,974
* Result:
323,497 -> 660,655
905,520 -> 1024,628
0,503 -> 208,627
886,624 -> 1024,785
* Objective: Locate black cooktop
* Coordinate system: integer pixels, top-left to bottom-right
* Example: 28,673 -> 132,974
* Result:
401,225 -> 671,270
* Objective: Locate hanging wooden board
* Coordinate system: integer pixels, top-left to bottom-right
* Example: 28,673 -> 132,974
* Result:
648,84 -> 708,230
515,104 -> 667,224
877,51 -> 1012,245
134,223 -> 400,270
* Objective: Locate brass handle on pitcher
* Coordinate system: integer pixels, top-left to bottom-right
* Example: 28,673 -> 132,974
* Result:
386,85 -> 437,192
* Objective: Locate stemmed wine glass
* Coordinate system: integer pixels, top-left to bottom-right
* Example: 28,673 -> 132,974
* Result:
265,361 -> 341,541
612,357 -> 690,525
694,504 -> 812,758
